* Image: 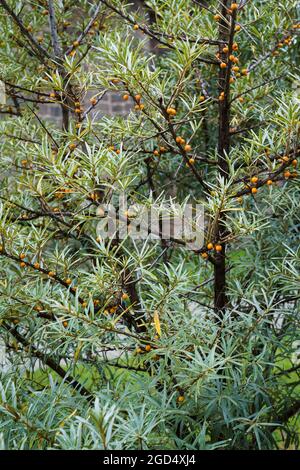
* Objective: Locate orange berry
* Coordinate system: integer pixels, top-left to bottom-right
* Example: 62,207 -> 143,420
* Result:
135,94 -> 142,102
145,344 -> 151,352
20,262 -> 26,268
251,187 -> 258,194
153,150 -> 159,156
235,25 -> 241,32
207,242 -> 214,250
48,271 -> 55,277
232,43 -> 238,51
199,95 -> 205,102
19,253 -> 26,260
214,14 -> 221,21
284,170 -> 291,178
233,57 -> 239,63
133,24 -> 139,30
123,94 -> 129,101
177,395 -> 185,403
229,54 -> 235,61
33,262 -> 40,269
166,107 -> 177,116
184,144 -> 192,152
292,159 -> 297,167
90,97 -> 97,106
251,176 -> 258,184
69,143 -> 76,150
215,244 -> 222,252
73,40 -> 80,47
242,69 -> 248,76
229,77 -> 235,84
232,66 -> 240,72
188,158 -> 195,165
63,321 -> 68,328
122,293 -> 129,301
220,62 -> 227,69
65,278 -> 72,285
201,252 -> 208,259
266,179 -> 273,186
223,46 -> 229,53
231,3 -> 238,10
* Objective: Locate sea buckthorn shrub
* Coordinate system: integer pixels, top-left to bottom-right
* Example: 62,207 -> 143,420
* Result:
0,0 -> 299,450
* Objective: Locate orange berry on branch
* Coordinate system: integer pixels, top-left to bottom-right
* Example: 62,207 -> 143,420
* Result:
65,278 -> 72,285
73,40 -> 80,47
223,46 -> 229,53
133,24 -> 139,30
292,159 -> 297,167
188,158 -> 195,165
135,94 -> 142,102
215,244 -> 222,252
166,107 -> 177,116
123,94 -> 129,101
145,344 -> 151,352
232,66 -> 240,72
19,253 -> 26,260
229,55 -> 235,61
90,97 -> 97,106
20,262 -> 26,268
220,62 -> 227,69
251,187 -> 258,194
184,144 -> 192,152
177,395 -> 185,403
199,95 -> 205,102
235,25 -> 241,32
207,242 -> 214,250
232,43 -> 239,51
266,179 -> 273,186
33,262 -> 40,269
231,3 -> 239,11
214,14 -> 221,21
153,150 -> 159,156
201,252 -> 208,259
251,176 -> 258,184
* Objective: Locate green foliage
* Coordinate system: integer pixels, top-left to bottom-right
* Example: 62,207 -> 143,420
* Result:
0,0 -> 299,450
